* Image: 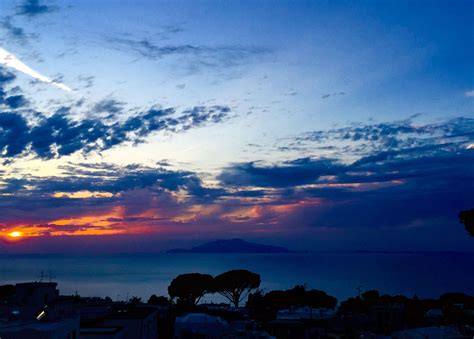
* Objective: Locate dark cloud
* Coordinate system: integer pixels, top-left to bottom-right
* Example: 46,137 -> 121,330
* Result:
16,0 -> 55,17
216,114 -> 474,235
292,116 -> 474,158
0,145 -> 472,248
216,148 -> 474,239
0,17 -> 32,44
14,163 -> 203,195
109,37 -> 271,73
299,153 -> 474,230
0,112 -> 30,157
321,92 -> 345,99
0,67 -> 16,85
0,67 -> 231,160
0,161 -> 226,229
221,139 -> 473,191
219,157 -> 342,188
77,75 -> 95,89
91,99 -> 125,120
0,105 -> 230,160
0,67 -> 29,110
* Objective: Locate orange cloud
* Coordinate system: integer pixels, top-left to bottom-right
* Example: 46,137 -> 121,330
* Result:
52,191 -> 114,199
50,206 -> 124,227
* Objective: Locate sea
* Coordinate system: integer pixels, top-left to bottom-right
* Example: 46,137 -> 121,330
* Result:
0,252 -> 473,304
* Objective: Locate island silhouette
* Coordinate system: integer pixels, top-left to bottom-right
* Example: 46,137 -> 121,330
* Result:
166,238 -> 295,253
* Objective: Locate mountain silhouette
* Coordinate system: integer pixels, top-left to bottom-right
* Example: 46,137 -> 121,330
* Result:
167,238 -> 293,253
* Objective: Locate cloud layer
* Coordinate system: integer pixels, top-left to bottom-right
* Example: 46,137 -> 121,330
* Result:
1,115 -> 472,248
0,67 -> 231,160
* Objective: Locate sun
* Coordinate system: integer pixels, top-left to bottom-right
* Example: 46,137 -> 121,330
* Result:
8,231 -> 23,238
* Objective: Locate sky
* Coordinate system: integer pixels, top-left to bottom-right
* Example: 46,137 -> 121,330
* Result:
0,0 -> 472,253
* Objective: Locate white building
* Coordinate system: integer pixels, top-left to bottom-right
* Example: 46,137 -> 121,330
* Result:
175,312 -> 228,338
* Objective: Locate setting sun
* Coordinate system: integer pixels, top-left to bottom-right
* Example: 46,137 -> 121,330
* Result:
8,231 -> 23,238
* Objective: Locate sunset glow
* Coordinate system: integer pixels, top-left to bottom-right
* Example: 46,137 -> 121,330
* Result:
0,0 -> 471,253
7,231 -> 23,238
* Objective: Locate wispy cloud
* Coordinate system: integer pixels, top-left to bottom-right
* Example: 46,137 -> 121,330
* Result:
109,37 -> 272,74
15,0 -> 56,17
285,116 -> 474,159
0,17 -> 37,44
465,90 -> 474,97
0,47 -> 72,92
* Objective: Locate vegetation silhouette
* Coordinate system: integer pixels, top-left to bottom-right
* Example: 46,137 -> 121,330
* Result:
168,273 -> 214,307
338,289 -> 474,331
213,269 -> 261,307
246,285 -> 337,321
459,208 -> 474,236
127,296 -> 142,305
0,284 -> 15,299
148,294 -> 170,306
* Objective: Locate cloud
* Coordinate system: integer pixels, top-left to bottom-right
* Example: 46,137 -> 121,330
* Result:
108,37 -> 271,73
0,66 -> 29,110
91,99 -> 125,119
0,105 -> 231,159
465,90 -> 474,97
0,143 -> 473,246
0,47 -> 72,92
0,66 -> 231,160
15,0 -> 55,17
292,116 -> 474,158
1,113 -> 472,248
321,92 -> 345,99
218,158 -> 342,188
0,17 -> 36,44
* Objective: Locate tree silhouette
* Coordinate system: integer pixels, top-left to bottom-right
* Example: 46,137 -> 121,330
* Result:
214,269 -> 261,307
459,208 -> 474,236
0,284 -> 15,300
168,273 -> 214,306
148,294 -> 170,306
262,285 -> 337,310
362,290 -> 380,303
128,296 -> 142,305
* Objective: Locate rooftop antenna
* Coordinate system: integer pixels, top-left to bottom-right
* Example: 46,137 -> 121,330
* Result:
356,285 -> 363,298
48,271 -> 56,282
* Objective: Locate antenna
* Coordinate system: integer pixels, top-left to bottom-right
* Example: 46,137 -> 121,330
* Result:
48,271 -> 56,282
39,270 -> 44,282
356,285 -> 363,298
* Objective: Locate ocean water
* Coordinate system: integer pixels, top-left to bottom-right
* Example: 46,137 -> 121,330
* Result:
0,252 -> 473,303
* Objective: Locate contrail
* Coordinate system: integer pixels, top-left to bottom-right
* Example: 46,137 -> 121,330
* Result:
0,47 -> 72,92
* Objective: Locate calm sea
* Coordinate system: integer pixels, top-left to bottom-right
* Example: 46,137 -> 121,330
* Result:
0,252 -> 473,303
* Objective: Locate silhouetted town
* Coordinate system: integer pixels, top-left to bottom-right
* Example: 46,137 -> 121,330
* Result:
0,270 -> 473,339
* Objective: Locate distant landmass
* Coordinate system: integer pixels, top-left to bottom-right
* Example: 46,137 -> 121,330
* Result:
167,238 -> 295,253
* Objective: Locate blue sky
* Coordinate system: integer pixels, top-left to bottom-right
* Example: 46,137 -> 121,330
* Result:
0,0 -> 472,252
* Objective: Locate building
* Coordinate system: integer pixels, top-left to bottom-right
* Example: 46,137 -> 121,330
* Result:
277,307 -> 336,320
174,312 -> 229,338
0,316 -> 79,339
103,307 -> 158,339
13,282 -> 59,307
392,326 -> 464,338
80,326 -> 125,339
0,281 -> 80,339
